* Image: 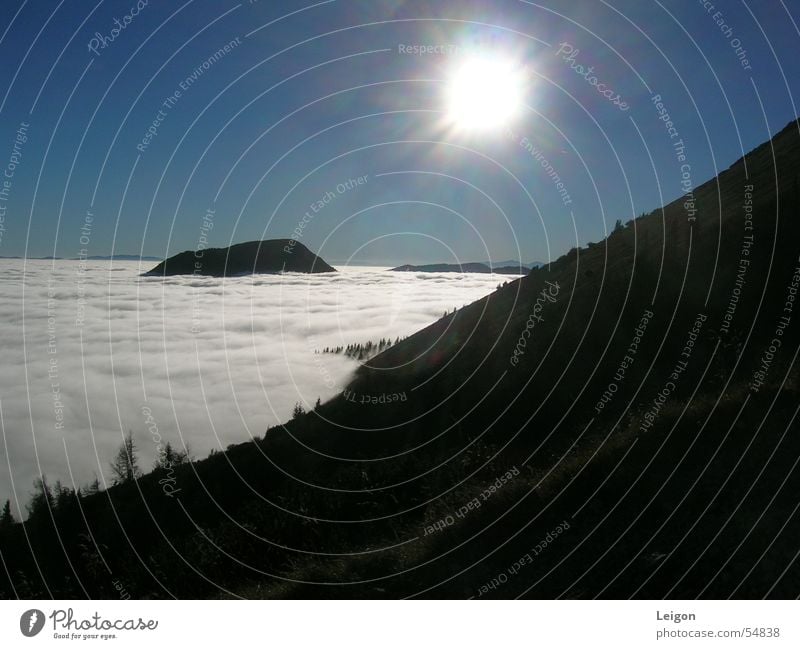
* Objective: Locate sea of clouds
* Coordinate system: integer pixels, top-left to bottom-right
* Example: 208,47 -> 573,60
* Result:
0,260 -> 512,514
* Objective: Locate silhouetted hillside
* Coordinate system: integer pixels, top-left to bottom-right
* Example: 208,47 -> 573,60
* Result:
3,121 -> 800,599
145,239 -> 336,276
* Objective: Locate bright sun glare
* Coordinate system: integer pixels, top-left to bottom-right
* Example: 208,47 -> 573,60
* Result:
445,55 -> 524,131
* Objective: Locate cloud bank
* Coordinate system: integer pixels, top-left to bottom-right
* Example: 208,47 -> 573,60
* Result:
0,260 -> 512,514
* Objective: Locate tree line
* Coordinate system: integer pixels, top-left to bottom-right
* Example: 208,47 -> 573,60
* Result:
0,431 -> 192,526
316,336 -> 406,361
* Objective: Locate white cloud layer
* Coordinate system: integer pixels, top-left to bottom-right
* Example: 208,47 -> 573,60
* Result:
0,260 -> 511,515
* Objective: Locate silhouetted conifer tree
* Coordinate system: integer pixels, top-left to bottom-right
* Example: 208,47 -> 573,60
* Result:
53,481 -> 74,511
154,442 -> 190,470
26,476 -> 54,519
84,476 -> 101,495
110,431 -> 141,485
0,499 -> 13,529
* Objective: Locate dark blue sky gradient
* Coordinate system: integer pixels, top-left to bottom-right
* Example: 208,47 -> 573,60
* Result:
0,0 -> 798,264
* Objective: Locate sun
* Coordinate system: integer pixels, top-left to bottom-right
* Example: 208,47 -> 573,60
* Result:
444,55 -> 525,131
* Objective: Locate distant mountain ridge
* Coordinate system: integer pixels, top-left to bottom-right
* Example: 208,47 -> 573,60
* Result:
0,254 -> 163,260
84,254 -> 163,261
391,262 -> 529,274
145,239 -> 336,277
483,259 -> 545,269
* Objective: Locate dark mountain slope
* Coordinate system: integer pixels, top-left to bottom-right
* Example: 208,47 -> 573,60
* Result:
2,121 -> 799,599
260,118 -> 800,597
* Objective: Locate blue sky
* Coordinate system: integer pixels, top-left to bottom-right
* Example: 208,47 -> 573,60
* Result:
0,0 -> 798,264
